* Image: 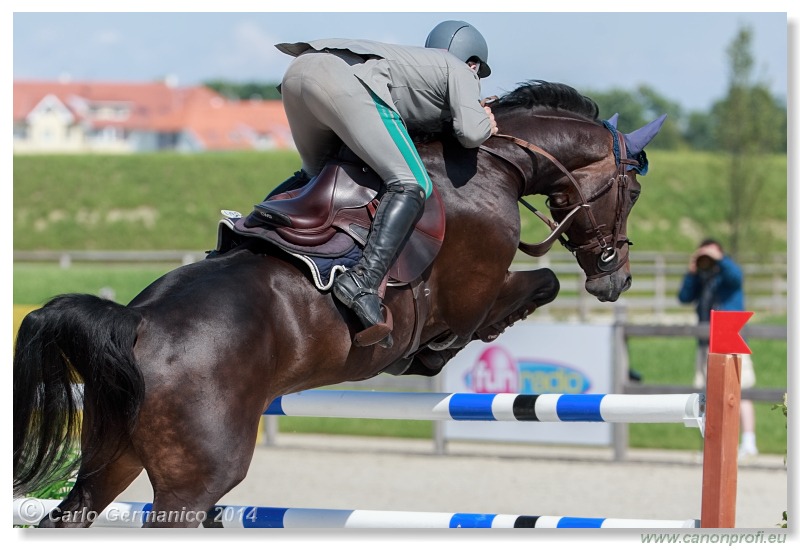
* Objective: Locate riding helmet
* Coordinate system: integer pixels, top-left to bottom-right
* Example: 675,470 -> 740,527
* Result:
425,20 -> 491,78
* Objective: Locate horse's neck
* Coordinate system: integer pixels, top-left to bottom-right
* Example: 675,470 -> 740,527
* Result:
519,119 -> 605,198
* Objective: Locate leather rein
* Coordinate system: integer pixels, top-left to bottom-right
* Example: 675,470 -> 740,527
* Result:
479,124 -> 640,279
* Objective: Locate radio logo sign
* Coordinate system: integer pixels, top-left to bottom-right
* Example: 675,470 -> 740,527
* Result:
463,345 -> 591,394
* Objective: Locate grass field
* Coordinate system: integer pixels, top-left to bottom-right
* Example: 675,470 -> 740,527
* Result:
13,150 -> 788,255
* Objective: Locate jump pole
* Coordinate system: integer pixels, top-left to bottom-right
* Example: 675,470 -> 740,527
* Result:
12,499 -> 698,528
264,391 -> 703,425
699,310 -> 752,528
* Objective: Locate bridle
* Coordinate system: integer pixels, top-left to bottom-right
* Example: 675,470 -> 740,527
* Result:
479,122 -> 641,280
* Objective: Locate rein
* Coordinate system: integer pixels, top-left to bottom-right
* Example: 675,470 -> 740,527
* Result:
479,125 -> 640,279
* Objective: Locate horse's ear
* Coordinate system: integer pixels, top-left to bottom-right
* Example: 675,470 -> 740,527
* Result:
606,113 -> 619,129
624,114 -> 667,156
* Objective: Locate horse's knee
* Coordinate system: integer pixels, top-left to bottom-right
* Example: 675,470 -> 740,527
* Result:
532,268 -> 560,305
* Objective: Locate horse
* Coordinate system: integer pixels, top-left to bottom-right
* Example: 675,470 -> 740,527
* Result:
13,81 -> 665,527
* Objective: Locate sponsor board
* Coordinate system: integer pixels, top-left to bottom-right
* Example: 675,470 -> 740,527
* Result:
442,322 -> 614,446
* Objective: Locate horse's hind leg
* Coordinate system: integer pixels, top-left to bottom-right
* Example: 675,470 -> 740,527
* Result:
136,398 -> 263,528
142,428 -> 260,528
39,445 -> 143,528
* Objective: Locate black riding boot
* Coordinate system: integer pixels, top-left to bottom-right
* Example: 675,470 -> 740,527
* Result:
332,184 -> 426,346
263,170 -> 311,201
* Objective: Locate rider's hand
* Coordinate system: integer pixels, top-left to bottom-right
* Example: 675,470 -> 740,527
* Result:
484,105 -> 499,135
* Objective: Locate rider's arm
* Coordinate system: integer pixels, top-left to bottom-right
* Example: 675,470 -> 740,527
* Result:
677,272 -> 701,304
447,65 -> 493,148
715,256 -> 744,293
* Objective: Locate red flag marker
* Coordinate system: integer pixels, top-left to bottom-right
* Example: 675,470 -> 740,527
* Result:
709,310 -> 754,354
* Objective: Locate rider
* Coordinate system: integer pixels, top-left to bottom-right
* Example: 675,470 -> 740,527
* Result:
267,21 -> 499,346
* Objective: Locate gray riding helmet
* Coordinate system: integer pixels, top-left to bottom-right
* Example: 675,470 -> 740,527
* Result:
425,20 -> 491,78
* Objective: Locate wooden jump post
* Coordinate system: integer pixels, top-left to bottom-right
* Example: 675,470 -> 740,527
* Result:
700,310 -> 753,528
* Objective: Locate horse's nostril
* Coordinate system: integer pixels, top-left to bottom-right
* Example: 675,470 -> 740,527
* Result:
623,275 -> 632,291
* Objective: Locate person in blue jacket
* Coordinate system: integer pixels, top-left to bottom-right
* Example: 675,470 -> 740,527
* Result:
678,238 -> 758,460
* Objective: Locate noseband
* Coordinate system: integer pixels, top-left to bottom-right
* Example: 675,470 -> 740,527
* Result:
482,126 -> 640,279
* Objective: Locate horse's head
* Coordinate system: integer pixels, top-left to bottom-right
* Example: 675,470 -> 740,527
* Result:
489,81 -> 666,302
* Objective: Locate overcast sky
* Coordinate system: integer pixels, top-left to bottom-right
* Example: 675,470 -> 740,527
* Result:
10,9 -> 790,113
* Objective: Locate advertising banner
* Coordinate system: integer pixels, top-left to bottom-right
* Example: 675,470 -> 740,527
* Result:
442,322 -> 614,446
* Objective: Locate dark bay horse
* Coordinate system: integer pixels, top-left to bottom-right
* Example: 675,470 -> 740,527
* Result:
14,81 -> 664,527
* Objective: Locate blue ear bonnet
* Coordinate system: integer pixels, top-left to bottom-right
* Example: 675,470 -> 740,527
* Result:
602,120 -> 649,176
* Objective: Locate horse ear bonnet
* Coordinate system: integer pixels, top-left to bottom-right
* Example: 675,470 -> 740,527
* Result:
624,114 -> 667,157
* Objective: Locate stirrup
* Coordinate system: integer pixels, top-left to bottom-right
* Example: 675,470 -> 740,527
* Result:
353,305 -> 394,348
333,271 -> 394,348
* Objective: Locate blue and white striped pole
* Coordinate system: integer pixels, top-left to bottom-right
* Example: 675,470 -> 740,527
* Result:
12,499 -> 698,529
264,391 -> 703,427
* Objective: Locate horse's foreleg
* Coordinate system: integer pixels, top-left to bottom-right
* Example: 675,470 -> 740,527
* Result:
473,267 -> 560,341
405,268 -> 559,376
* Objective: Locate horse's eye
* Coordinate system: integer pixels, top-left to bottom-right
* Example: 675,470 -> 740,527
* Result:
550,193 -> 569,207
630,190 -> 640,204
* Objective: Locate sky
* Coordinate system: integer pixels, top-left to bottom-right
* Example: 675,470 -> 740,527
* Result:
9,9 -> 791,114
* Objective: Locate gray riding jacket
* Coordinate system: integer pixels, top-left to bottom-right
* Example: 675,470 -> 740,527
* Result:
276,39 -> 492,148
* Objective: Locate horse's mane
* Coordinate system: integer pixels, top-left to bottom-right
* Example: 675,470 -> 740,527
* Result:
492,80 -> 599,121
412,80 -> 599,144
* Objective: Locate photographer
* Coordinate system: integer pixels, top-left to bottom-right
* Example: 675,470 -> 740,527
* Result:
678,238 -> 758,460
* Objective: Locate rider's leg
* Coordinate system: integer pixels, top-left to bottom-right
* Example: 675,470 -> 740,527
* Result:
332,183 -> 425,331
266,54 -> 342,201
328,91 -> 433,345
278,53 -> 433,345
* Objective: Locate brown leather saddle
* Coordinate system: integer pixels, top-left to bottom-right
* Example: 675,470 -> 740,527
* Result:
215,160 -> 445,288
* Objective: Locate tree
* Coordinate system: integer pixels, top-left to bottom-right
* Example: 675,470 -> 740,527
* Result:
635,85 -> 685,150
585,86 -> 687,150
712,25 -> 785,255
203,80 -> 283,100
684,111 -> 716,151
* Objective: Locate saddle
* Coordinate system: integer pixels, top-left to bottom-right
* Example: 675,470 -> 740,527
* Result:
214,160 -> 446,290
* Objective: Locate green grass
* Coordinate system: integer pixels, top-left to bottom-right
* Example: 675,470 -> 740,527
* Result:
627,336 -> 787,454
277,417 -> 432,439
13,151 -> 300,251
14,150 -> 787,255
13,263 -> 174,305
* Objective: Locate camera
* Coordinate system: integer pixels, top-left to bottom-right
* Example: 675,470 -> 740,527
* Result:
696,254 -> 718,272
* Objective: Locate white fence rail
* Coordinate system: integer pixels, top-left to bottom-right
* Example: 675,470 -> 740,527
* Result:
14,249 -> 788,321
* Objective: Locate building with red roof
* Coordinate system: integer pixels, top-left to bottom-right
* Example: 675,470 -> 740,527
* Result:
13,79 -> 294,153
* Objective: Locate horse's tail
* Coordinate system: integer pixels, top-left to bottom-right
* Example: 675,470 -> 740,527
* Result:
13,293 -> 145,496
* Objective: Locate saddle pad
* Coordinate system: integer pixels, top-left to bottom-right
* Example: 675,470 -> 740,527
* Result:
287,245 -> 362,291
219,216 -> 361,291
